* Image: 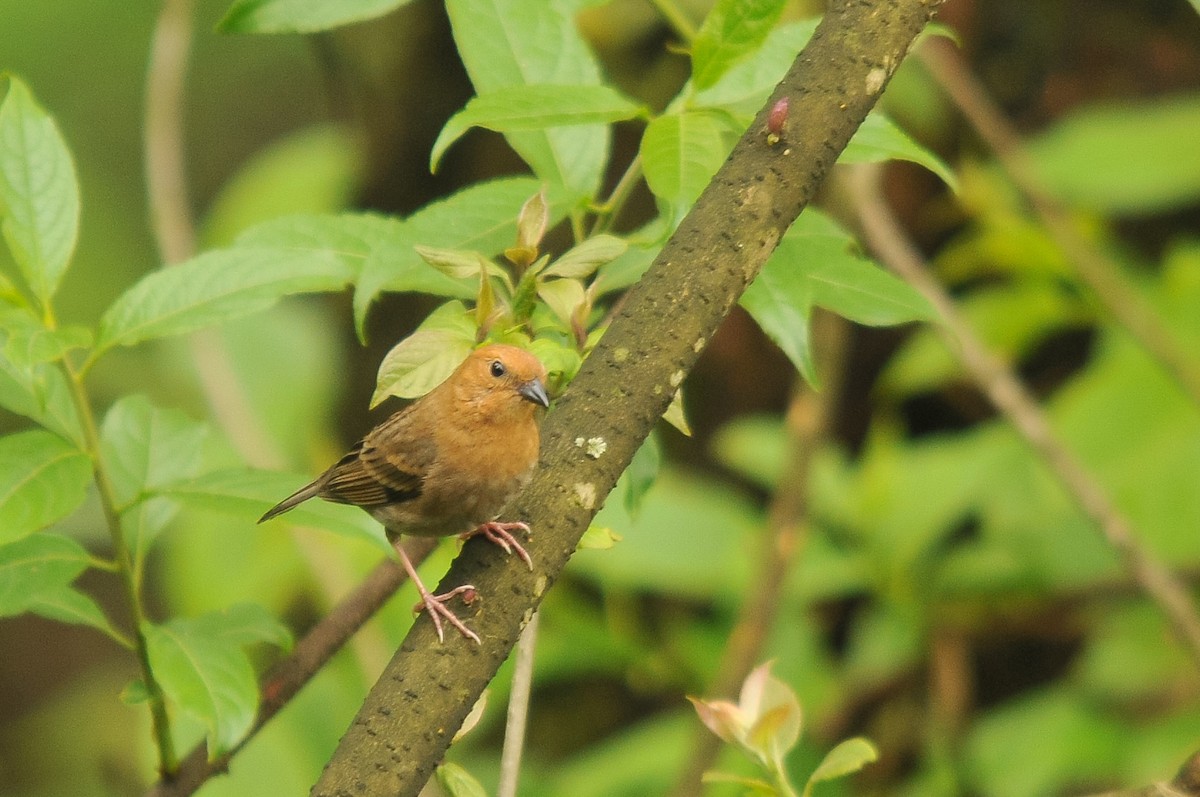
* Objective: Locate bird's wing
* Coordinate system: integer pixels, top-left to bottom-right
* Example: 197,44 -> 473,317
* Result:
319,406 -> 431,507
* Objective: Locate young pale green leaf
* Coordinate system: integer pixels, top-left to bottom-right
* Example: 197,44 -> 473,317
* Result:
693,21 -> 817,116
219,0 -> 414,33
509,187 -> 549,267
0,357 -> 84,446
162,468 -> 392,553
0,430 -> 91,545
445,0 -> 608,198
372,301 -> 477,405
354,177 -> 551,339
741,259 -> 815,381
543,234 -> 628,280
436,762 -> 488,797
144,617 -> 258,756
100,395 -> 210,510
431,85 -> 645,173
806,737 -> 879,789
0,532 -> 90,618
0,75 -> 80,307
841,111 -> 956,188
414,246 -> 496,282
577,524 -> 622,550
536,278 -> 586,328
96,247 -> 354,353
528,335 -> 582,390
691,0 -> 788,91
120,496 -> 180,570
663,388 -> 692,437
641,110 -> 736,217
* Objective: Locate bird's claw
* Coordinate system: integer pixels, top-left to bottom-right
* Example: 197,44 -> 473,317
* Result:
463,521 -> 533,570
412,585 -> 481,645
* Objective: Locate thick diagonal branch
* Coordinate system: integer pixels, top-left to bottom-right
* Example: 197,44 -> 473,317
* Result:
311,2 -> 945,794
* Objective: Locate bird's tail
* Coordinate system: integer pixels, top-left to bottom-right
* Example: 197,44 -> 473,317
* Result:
259,480 -> 322,523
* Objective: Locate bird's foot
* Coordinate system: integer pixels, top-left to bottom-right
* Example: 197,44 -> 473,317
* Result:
462,521 -> 533,570
412,584 -> 481,645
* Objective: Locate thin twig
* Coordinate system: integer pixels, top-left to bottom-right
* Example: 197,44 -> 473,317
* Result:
669,313 -> 849,797
147,538 -> 436,797
918,39 -> 1200,408
851,164 -> 1200,669
497,610 -> 540,797
648,0 -> 698,43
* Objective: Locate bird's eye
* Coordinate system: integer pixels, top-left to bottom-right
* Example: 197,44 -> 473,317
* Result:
489,360 -> 506,378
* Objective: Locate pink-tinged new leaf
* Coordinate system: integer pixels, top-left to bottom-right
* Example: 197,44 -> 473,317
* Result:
688,696 -> 745,745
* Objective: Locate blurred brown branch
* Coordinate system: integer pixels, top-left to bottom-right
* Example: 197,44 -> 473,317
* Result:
918,38 -> 1200,408
851,164 -> 1200,668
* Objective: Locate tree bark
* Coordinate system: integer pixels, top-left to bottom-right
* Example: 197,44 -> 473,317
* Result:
312,1 -> 945,793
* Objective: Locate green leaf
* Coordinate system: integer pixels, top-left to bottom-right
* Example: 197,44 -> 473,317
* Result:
693,20 -> 817,116
1025,93 -> 1200,213
445,0 -> 609,198
691,0 -> 788,90
219,0 -> 414,33
0,356 -> 84,445
431,85 -> 645,173
0,308 -> 91,368
27,584 -> 122,640
100,395 -> 210,509
0,532 -> 91,618
190,602 -> 293,651
741,209 -> 933,381
544,234 -> 628,280
537,278 -> 586,328
807,737 -> 879,787
373,315 -> 478,408
0,75 -> 80,306
144,616 -> 257,756
95,247 -> 354,353
354,177 -> 553,339
99,396 -> 210,562
641,110 -> 736,219
436,762 -> 488,797
161,468 -> 393,554
0,430 -> 91,545
841,111 -> 956,188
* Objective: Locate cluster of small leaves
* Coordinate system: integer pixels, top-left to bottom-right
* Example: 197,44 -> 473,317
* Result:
691,661 -> 878,797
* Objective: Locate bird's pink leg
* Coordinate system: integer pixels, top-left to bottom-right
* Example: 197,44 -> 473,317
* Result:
394,542 -> 480,645
462,521 -> 533,570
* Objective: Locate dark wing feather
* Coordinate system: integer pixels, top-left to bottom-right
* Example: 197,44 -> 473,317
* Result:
317,406 -> 432,508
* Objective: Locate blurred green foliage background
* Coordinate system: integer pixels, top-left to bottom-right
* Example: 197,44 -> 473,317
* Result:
2,0 -> 1200,795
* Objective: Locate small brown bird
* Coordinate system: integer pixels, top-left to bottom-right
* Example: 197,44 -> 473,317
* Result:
259,344 -> 550,643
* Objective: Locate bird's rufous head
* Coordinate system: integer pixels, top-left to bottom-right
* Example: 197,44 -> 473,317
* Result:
452,344 -> 550,419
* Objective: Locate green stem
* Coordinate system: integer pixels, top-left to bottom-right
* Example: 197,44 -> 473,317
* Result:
648,0 -> 698,42
590,154 -> 644,236
61,358 -> 178,775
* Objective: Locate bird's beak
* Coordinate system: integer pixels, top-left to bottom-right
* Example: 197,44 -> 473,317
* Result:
519,378 -> 551,408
